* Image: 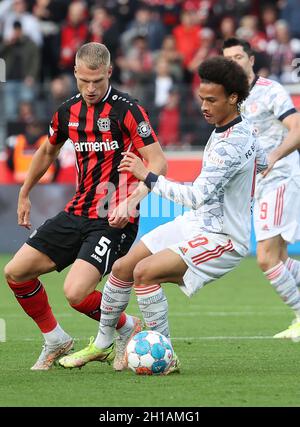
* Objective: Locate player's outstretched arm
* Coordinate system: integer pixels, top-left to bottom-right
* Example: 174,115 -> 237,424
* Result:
18,139 -> 63,229
120,151 -> 202,208
262,112 -> 300,177
119,145 -> 242,210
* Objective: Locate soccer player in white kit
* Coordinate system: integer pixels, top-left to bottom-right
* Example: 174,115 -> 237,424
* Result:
223,38 -> 300,340
59,56 -> 267,371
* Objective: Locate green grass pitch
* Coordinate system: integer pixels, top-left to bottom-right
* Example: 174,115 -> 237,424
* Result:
1,254 -> 300,407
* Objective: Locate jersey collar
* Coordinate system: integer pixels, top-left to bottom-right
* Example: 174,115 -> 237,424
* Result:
215,116 -> 242,133
249,74 -> 259,91
101,85 -> 112,102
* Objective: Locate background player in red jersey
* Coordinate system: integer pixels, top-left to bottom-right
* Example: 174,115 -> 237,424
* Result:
4,42 -> 167,371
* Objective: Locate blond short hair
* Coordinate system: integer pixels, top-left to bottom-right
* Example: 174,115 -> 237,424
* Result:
76,42 -> 111,69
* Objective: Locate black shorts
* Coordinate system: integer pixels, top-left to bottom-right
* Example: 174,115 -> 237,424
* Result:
26,211 -> 138,275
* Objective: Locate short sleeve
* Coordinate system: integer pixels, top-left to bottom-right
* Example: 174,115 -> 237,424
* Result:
122,104 -> 159,149
48,110 -> 68,146
268,82 -> 297,121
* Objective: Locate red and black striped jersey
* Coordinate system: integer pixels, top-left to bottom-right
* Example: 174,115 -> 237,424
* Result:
48,85 -> 159,220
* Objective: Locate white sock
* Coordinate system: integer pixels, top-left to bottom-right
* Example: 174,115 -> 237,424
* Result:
285,257 -> 300,287
265,262 -> 300,319
117,314 -> 134,337
43,323 -> 69,346
135,284 -> 170,339
94,274 -> 133,349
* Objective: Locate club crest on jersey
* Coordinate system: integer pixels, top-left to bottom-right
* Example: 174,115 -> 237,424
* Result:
97,117 -> 111,132
137,121 -> 151,138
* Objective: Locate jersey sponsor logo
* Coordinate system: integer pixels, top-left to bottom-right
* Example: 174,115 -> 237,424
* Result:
137,121 -> 151,138
74,140 -> 119,152
68,122 -> 79,127
97,117 -> 111,132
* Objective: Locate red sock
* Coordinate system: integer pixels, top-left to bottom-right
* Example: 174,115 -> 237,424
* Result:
8,279 -> 57,333
71,290 -> 102,321
117,312 -> 127,329
71,290 -> 127,329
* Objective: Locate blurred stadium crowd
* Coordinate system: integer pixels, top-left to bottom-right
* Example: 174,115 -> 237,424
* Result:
0,0 -> 300,154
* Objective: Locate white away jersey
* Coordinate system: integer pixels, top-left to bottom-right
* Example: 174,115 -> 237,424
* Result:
151,117 -> 267,256
241,76 -> 300,194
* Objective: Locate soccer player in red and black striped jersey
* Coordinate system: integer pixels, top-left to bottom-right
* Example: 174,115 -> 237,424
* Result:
4,42 -> 167,371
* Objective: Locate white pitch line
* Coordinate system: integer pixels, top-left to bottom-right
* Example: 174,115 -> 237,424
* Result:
5,335 -> 275,342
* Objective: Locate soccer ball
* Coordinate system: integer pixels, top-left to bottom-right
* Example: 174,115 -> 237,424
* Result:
126,330 -> 174,375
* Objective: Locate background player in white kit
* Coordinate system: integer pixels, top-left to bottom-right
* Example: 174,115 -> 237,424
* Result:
223,38 -> 300,339
59,56 -> 267,371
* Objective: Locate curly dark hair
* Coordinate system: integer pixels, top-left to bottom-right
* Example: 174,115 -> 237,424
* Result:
198,56 -> 249,105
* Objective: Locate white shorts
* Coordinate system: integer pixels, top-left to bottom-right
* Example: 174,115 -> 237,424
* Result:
254,179 -> 300,243
141,215 -> 242,297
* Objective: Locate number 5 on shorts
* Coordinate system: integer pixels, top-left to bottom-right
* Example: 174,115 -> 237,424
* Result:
95,236 -> 111,256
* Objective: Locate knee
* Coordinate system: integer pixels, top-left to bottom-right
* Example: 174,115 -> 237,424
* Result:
111,257 -> 133,281
3,263 -> 12,282
133,260 -> 149,284
4,261 -> 25,283
64,283 -> 86,306
256,250 -> 280,272
64,291 -> 83,307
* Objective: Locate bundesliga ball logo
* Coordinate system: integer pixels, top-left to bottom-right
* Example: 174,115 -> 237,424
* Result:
126,330 -> 174,375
